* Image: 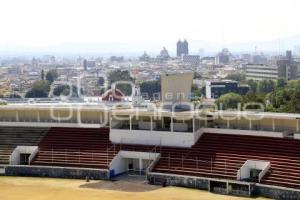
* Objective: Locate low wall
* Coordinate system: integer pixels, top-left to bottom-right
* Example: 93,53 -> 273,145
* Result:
148,172 -> 300,199
294,133 -> 300,140
202,128 -> 284,138
147,173 -> 209,190
254,184 -> 300,200
110,129 -> 195,147
5,165 -> 109,180
0,122 -> 104,128
109,152 -> 126,177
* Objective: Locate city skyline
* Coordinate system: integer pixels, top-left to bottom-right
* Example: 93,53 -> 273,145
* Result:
1,0 -> 300,54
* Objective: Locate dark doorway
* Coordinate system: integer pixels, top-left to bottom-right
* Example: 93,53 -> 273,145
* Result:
20,154 -> 30,165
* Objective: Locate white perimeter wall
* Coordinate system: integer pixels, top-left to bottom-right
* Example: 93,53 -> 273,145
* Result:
109,151 -> 127,175
110,129 -> 196,147
294,133 -> 300,139
202,128 -> 285,138
110,127 -> 285,148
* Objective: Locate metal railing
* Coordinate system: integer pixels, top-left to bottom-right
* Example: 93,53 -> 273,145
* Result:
35,147 -> 114,169
106,144 -> 117,167
146,144 -> 161,179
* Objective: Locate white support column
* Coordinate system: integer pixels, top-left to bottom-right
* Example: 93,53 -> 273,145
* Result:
249,119 -> 252,130
272,119 -> 276,131
139,158 -> 143,176
226,182 -> 229,194
248,185 -> 251,197
58,111 -> 61,123
130,115 -> 132,132
296,120 -> 299,133
227,119 -> 230,128
109,116 -> 112,130
99,112 -> 102,124
171,116 -> 174,132
15,111 -> 19,122
150,116 -> 153,132
37,111 -> 40,122
193,117 -> 195,133
77,110 -> 82,124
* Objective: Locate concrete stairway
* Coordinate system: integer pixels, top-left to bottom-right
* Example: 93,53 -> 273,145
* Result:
0,127 -> 48,165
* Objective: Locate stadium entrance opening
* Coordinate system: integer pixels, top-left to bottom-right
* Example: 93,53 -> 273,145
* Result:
109,151 -> 160,178
249,169 -> 261,182
126,158 -> 151,175
20,153 -> 30,165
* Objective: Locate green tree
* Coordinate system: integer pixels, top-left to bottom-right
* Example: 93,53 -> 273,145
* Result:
225,72 -> 246,82
258,79 -> 275,93
108,70 -> 134,96
191,84 -> 201,98
247,79 -> 258,93
53,85 -> 80,97
46,70 -> 58,84
41,69 -> 45,80
215,93 -> 243,110
265,80 -> 300,113
140,80 -> 161,100
25,80 -> 50,98
194,72 -> 202,79
276,78 -> 287,88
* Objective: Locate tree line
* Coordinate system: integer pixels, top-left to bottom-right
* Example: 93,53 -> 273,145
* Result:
215,78 -> 300,113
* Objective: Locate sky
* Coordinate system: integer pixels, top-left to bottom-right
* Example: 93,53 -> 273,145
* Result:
0,0 -> 300,53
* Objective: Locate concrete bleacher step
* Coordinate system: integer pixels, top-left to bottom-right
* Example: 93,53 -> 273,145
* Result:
0,126 -> 48,166
32,127 -> 115,169
151,132 -> 300,189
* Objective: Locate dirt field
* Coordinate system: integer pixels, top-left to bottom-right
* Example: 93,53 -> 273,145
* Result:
0,176 -> 271,200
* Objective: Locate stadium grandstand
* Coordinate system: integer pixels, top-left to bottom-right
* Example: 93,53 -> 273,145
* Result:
0,73 -> 300,199
0,104 -> 300,199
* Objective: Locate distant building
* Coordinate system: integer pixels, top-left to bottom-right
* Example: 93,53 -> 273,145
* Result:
86,60 -> 96,68
139,51 -> 151,62
215,48 -> 231,65
242,54 -> 251,63
82,59 -> 96,70
102,88 -> 124,102
246,64 -> 279,80
286,50 -> 293,63
289,63 -> 300,80
159,47 -> 170,60
32,57 -> 39,67
83,59 -> 87,71
161,73 -> 193,103
182,55 -> 200,65
251,54 -> 268,65
245,61 -> 300,81
276,59 -> 290,78
205,80 -> 249,99
276,55 -> 300,80
177,39 -> 189,57
110,56 -> 124,62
